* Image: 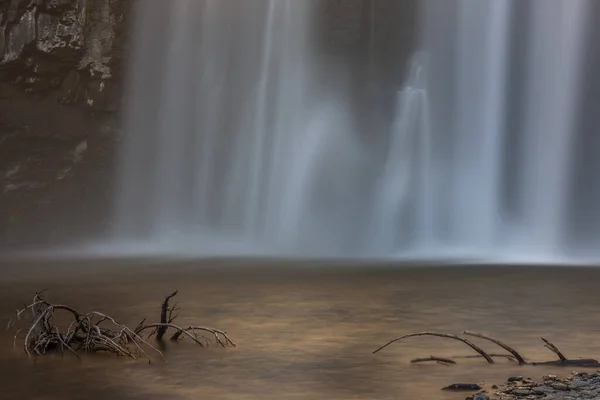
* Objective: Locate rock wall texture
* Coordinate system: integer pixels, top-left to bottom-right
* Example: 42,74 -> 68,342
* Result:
0,0 -> 132,113
0,0 -> 132,251
0,0 -> 408,116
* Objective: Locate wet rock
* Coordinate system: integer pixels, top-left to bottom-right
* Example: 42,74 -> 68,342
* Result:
510,388 -> 531,396
569,377 -> 591,389
465,394 -> 489,400
491,372 -> 600,400
442,383 -> 482,391
532,385 -> 555,394
551,382 -> 568,391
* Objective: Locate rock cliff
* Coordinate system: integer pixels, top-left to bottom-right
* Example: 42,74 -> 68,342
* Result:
0,0 -> 131,112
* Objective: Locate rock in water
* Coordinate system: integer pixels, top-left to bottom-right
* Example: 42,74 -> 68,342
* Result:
441,383 -> 482,391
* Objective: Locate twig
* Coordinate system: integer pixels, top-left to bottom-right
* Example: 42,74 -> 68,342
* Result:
136,323 -> 208,347
541,337 -> 567,362
373,332 -> 495,364
463,331 -> 526,364
170,326 -> 236,347
452,354 -> 517,362
410,356 -> 456,365
157,291 -> 178,340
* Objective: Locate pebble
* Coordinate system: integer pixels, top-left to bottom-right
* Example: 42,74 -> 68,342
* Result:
466,393 -> 489,400
551,382 -> 568,391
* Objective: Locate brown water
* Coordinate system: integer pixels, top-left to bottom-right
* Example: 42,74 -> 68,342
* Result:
1,262 -> 599,400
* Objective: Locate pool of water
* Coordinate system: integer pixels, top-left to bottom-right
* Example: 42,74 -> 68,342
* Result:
1,262 -> 599,399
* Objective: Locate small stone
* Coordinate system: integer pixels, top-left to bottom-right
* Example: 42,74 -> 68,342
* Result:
569,379 -> 590,389
551,382 -> 568,391
532,386 -> 554,394
491,384 -> 498,389
511,389 -> 531,396
472,393 -> 489,400
508,376 -> 524,382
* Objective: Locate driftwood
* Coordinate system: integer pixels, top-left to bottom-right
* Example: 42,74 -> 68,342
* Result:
373,332 -> 495,363
453,354 -> 517,362
541,337 -> 566,361
156,290 -> 178,340
410,355 -> 456,365
374,331 -> 600,368
463,330 -> 526,364
7,290 -> 235,363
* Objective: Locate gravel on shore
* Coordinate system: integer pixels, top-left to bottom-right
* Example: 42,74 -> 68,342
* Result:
461,371 -> 600,400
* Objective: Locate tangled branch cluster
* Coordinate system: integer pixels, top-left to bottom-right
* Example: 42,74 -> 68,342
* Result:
7,290 -> 235,363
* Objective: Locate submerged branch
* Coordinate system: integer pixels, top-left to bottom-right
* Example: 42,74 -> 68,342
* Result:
452,353 -> 517,362
157,291 -> 178,340
463,331 -> 526,364
373,332 -> 495,364
410,355 -> 456,365
541,337 -> 567,361
375,331 -> 599,368
7,290 -> 234,362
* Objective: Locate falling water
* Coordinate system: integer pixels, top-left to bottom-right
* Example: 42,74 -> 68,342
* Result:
113,0 -> 596,262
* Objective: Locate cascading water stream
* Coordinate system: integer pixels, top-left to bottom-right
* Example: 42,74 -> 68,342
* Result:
109,0 -> 596,263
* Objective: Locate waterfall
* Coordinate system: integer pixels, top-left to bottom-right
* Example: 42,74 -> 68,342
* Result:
111,0 -> 596,263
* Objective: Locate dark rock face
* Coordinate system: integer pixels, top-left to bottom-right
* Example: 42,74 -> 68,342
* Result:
0,0 -> 131,250
0,127 -> 116,251
0,0 -> 132,112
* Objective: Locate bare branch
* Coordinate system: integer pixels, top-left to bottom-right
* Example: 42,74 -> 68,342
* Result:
373,332 -> 495,364
136,323 -> 206,347
452,353 -> 517,362
157,291 -> 178,340
410,356 -> 456,365
541,337 -> 567,361
8,290 -> 233,362
463,331 -> 526,364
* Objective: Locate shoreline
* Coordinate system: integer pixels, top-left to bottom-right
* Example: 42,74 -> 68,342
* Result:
461,372 -> 600,400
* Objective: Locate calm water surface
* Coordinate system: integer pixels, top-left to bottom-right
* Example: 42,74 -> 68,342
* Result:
1,261 -> 599,399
